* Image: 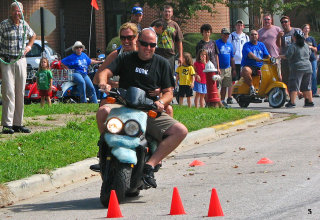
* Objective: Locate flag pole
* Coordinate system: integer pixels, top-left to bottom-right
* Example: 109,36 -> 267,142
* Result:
89,5 -> 93,57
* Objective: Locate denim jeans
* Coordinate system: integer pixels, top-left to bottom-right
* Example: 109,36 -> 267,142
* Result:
311,60 -> 318,95
72,72 -> 97,103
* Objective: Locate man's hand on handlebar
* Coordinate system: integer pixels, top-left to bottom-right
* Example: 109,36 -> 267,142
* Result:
99,83 -> 112,94
154,100 -> 165,112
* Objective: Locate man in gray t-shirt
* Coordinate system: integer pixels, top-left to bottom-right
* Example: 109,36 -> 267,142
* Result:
279,16 -> 301,86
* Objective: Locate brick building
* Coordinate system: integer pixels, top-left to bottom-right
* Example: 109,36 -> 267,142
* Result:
0,0 -> 231,57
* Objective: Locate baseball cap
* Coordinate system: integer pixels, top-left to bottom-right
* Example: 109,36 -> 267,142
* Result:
280,16 -> 290,21
221,28 -> 230,34
131,6 -> 143,15
236,20 -> 244,24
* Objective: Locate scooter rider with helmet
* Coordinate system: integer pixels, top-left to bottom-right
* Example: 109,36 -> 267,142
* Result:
97,29 -> 188,188
241,30 -> 270,96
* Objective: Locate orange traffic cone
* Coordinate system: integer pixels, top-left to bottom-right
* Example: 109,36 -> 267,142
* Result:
208,188 -> 224,217
189,160 -> 205,167
106,190 -> 123,218
257,157 -> 273,164
170,187 -> 186,215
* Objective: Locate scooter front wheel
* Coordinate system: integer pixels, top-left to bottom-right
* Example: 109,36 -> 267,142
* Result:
268,88 -> 286,108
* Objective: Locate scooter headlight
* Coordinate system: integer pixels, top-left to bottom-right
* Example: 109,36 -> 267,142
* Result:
106,117 -> 123,134
124,120 -> 141,137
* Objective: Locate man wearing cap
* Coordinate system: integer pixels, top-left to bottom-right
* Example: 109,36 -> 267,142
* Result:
61,41 -> 103,103
228,20 -> 249,84
130,6 -> 143,33
151,5 -> 184,73
0,1 -> 36,134
241,30 -> 270,96
216,28 -> 236,106
279,15 -> 301,86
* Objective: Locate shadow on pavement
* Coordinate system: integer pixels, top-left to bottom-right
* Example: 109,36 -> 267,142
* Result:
8,198 -> 102,212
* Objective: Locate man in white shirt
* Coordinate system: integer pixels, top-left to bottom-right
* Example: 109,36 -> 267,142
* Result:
227,20 -> 249,104
228,20 -> 249,82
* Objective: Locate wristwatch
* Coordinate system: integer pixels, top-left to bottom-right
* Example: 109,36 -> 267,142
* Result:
159,100 -> 164,105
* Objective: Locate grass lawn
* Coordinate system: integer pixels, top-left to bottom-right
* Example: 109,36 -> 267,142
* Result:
0,103 -> 258,184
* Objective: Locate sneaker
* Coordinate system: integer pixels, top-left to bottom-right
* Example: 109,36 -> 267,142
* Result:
221,100 -> 230,109
12,126 -> 31,133
2,126 -> 14,134
249,87 -> 256,96
313,94 -> 320,98
285,102 -> 296,108
90,164 -> 100,172
142,164 -> 157,188
227,97 -> 233,104
304,99 -> 314,107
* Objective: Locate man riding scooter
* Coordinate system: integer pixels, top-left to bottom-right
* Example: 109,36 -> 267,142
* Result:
97,29 -> 188,188
241,30 -> 270,96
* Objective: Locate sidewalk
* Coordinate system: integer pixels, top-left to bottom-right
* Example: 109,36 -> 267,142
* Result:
0,112 -> 273,207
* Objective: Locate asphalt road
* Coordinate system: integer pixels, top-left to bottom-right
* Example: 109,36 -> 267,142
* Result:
0,98 -> 319,219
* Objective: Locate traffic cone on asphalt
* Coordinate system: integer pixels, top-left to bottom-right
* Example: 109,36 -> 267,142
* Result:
189,160 -> 205,167
106,190 -> 123,218
170,187 -> 186,215
208,188 -> 224,217
257,157 -> 273,164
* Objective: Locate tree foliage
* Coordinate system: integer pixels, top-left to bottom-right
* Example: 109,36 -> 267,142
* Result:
122,0 -> 225,25
225,0 -> 306,16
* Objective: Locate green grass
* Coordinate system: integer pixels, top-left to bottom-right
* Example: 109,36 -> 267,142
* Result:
0,117 -> 99,183
0,103 -> 99,118
173,105 -> 258,132
0,103 -> 258,183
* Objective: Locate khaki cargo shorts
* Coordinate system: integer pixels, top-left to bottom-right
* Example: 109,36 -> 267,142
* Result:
220,67 -> 232,87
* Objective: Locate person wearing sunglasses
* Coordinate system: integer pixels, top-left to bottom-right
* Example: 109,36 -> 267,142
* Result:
279,16 -> 302,87
97,29 -> 188,188
61,41 -> 103,103
241,30 -> 270,96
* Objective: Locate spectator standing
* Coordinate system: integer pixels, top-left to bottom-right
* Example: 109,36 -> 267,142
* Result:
196,24 -> 220,73
195,24 -> 221,107
175,52 -> 195,107
216,28 -> 236,106
0,1 -> 36,134
36,58 -> 53,107
258,14 -> 282,79
151,5 -> 184,73
193,49 -> 208,108
279,16 -> 301,86
228,20 -> 249,82
281,30 -> 314,107
302,24 -> 318,97
130,6 -> 143,33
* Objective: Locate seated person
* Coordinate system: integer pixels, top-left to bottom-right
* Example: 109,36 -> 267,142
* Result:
241,30 -> 270,96
97,29 -> 188,188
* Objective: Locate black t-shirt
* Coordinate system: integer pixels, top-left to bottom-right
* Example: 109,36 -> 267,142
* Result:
107,51 -> 175,92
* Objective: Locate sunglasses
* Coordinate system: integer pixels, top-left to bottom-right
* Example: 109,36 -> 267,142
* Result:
264,18 -> 271,21
75,47 -> 83,49
281,20 -> 289,24
139,40 -> 157,48
120,35 -> 136,41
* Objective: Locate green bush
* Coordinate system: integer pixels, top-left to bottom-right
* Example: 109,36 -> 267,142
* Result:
106,36 -> 121,55
183,33 -> 221,58
310,31 -> 320,44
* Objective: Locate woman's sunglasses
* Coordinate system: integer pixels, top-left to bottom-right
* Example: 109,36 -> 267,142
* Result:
139,40 -> 157,48
120,35 -> 136,41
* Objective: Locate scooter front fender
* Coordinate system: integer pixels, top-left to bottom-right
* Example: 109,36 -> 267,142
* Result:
61,81 -> 76,97
265,82 -> 287,94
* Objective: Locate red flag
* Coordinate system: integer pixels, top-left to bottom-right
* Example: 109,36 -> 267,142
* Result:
91,0 -> 99,10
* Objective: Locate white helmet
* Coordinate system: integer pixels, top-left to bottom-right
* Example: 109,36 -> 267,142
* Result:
203,60 -> 217,72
